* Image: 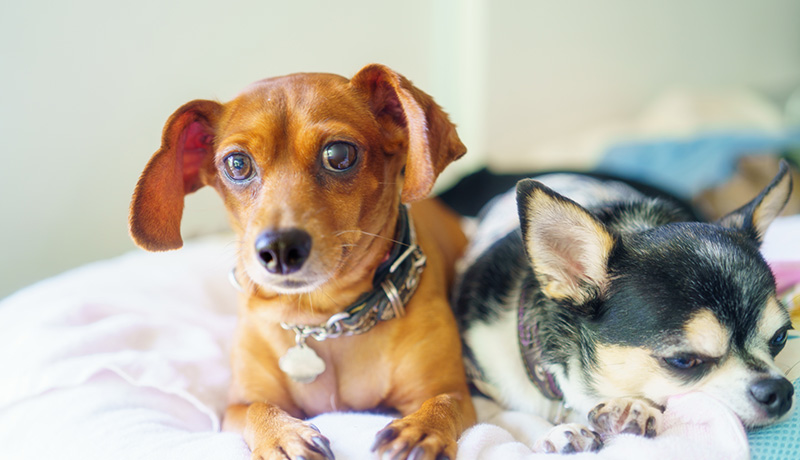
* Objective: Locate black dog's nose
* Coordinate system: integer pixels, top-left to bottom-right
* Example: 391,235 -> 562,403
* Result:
749,377 -> 794,417
255,229 -> 312,275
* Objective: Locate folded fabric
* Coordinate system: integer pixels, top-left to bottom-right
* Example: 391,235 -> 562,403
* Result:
1,228 -> 798,459
459,394 -> 749,460
0,372 -> 251,460
0,235 -> 240,427
595,130 -> 800,199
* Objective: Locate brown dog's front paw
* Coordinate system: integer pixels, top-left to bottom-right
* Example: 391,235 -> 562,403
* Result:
533,423 -> 603,454
588,397 -> 663,438
370,393 -> 470,460
234,403 -> 335,460
250,424 -> 334,460
370,421 -> 455,460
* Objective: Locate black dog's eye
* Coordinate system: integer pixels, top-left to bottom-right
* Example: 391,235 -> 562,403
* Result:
223,152 -> 255,182
769,328 -> 790,356
322,142 -> 357,172
664,356 -> 704,370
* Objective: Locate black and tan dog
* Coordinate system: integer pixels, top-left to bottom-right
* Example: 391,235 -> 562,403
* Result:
453,163 -> 794,453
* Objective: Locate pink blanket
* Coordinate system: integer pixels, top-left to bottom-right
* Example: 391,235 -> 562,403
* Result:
1,221 -> 797,459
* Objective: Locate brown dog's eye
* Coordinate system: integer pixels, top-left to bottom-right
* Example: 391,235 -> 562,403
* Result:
322,142 -> 357,172
223,152 -> 255,182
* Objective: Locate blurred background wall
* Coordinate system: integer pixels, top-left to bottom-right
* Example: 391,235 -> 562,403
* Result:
1,0 -> 799,298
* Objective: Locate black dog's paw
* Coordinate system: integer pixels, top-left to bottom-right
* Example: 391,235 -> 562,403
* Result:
533,423 -> 603,454
588,397 -> 663,438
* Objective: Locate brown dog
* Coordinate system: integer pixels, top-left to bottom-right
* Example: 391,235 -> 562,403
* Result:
129,64 -> 476,460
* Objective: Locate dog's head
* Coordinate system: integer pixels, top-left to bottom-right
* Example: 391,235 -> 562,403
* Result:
516,163 -> 795,427
129,65 -> 464,297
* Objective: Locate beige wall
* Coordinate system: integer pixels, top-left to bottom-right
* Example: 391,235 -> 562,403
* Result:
483,1 -> 800,171
1,0 -> 799,298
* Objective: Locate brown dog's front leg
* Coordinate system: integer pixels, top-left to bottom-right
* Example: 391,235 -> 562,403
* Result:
371,393 -> 474,460
224,403 -> 335,460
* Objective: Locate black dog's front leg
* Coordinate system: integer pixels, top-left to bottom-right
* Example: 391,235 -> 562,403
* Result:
588,397 -> 664,438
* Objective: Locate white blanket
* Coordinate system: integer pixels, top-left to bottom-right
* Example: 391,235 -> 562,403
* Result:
1,219 -> 798,460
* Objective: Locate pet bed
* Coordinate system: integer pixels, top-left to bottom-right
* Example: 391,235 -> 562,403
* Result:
1,216 -> 799,460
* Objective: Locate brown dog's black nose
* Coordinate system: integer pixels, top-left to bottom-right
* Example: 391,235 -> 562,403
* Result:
255,229 -> 312,275
749,377 -> 794,417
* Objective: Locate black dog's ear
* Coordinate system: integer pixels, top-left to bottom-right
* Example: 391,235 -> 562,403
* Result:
516,179 -> 615,303
717,160 -> 793,245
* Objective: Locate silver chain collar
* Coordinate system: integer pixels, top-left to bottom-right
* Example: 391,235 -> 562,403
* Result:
280,213 -> 426,343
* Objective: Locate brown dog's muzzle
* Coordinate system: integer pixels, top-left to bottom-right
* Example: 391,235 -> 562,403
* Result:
255,229 -> 312,275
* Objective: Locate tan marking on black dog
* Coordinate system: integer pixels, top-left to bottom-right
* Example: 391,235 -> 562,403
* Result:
683,309 -> 729,358
593,345 -> 691,405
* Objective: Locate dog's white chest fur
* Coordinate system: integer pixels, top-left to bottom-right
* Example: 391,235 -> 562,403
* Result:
463,306 -> 565,422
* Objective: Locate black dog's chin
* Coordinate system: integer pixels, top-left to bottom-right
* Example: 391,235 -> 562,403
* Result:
736,400 -> 795,429
743,411 -> 792,429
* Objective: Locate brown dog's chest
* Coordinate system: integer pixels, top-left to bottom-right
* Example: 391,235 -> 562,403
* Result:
231,319 -> 394,418
285,335 -> 392,416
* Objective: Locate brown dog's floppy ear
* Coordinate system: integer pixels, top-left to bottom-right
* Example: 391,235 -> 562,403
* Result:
717,159 -> 793,245
516,179 -> 615,305
129,99 -> 222,251
350,64 -> 466,203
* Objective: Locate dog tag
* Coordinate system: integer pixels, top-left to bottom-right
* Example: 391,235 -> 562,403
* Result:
279,344 -> 326,384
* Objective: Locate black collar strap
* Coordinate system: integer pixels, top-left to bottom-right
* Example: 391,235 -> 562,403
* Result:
518,288 -> 564,401
279,204 -> 426,343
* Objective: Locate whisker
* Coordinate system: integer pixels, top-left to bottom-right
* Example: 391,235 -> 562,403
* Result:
307,291 -> 316,316
334,229 -> 407,247
782,359 -> 800,376
231,245 -> 261,295
320,288 -> 343,310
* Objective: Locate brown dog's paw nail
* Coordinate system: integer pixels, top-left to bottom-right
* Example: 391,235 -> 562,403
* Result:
371,427 -> 398,452
311,436 -> 334,460
383,441 -> 410,460
407,446 -> 425,460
